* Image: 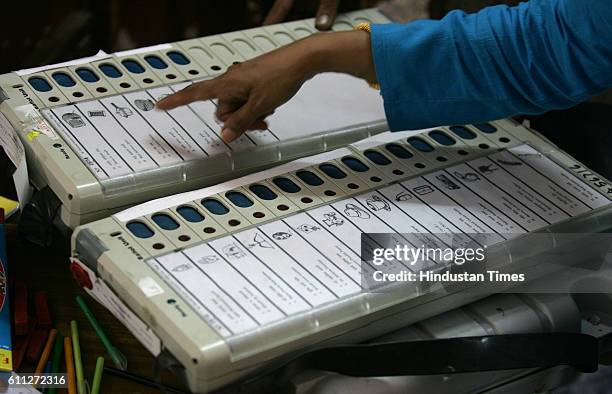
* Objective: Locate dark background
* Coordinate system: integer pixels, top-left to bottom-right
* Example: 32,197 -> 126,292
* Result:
0,0 -> 525,74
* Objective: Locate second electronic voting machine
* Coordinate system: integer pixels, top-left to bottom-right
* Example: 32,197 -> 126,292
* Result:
0,9 -> 389,229
71,118 -> 612,392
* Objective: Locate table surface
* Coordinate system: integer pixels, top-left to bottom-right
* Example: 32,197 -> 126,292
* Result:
9,230 -> 189,394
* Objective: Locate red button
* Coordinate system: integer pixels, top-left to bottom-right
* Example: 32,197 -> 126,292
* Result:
70,262 -> 93,289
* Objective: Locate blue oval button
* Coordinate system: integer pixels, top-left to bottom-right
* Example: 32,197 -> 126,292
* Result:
429,130 -> 456,146
167,51 -> 190,65
225,191 -> 253,208
364,150 -> 392,165
473,123 -> 497,134
249,184 -> 278,200
121,59 -> 146,74
407,137 -> 434,152
152,213 -> 180,230
450,125 -> 477,139
29,77 -> 53,92
272,177 -> 301,193
126,221 -> 154,238
145,55 -> 168,69
385,143 -> 413,159
319,164 -> 347,179
201,198 -> 229,215
341,156 -> 370,172
52,72 -> 76,87
99,63 -> 123,78
296,170 -> 324,186
176,206 -> 204,222
75,67 -> 100,83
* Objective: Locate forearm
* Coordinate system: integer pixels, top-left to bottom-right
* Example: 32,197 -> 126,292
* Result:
370,0 -> 612,131
297,31 -> 377,82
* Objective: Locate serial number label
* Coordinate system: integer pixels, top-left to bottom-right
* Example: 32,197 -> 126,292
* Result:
1,373 -> 67,388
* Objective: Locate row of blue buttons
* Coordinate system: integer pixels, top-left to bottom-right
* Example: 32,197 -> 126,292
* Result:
125,124 -> 499,239
28,51 -> 192,92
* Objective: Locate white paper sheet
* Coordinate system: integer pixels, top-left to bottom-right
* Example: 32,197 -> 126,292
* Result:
0,114 -> 32,206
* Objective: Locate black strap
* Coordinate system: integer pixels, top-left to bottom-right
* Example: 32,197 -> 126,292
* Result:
217,333 -> 599,394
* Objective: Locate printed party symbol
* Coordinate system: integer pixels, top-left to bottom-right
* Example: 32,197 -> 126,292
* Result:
171,264 -> 192,272
516,152 -> 542,159
87,110 -> 106,117
412,185 -> 435,195
477,164 -> 498,174
222,243 -> 246,259
297,224 -> 320,233
62,112 -> 86,128
497,159 -> 522,166
111,103 -> 133,118
366,195 -> 391,211
453,171 -> 480,182
322,213 -> 344,227
248,233 -> 274,249
435,174 -> 460,190
198,255 -> 219,264
344,203 -> 371,219
395,191 -> 413,202
272,232 -> 292,240
134,99 -> 155,111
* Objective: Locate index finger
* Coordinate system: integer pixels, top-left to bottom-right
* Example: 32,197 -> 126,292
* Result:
263,0 -> 294,25
155,79 -> 219,110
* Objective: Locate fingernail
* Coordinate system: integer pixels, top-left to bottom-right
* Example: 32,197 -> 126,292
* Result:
316,14 -> 330,28
221,127 -> 240,143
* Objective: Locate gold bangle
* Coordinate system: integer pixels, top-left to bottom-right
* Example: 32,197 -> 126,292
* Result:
354,23 -> 379,90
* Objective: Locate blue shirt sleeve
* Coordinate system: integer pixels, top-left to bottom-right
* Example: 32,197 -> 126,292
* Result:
371,0 -> 612,131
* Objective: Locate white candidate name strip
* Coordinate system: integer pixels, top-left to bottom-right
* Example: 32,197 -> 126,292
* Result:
149,85 -> 228,157
351,191 -> 451,267
232,227 -> 334,308
467,156 -> 570,223
304,206 -> 395,276
442,163 -> 548,232
169,82 -> 280,147
415,172 -> 525,236
99,95 -> 183,166
328,198 -> 421,273
155,252 -> 260,334
50,105 -> 132,178
123,90 -> 207,160
508,145 -> 610,209
44,110 -> 107,179
182,243 -> 285,325
207,236 -> 313,314
394,176 -> 507,245
258,219 -> 361,297
387,181 -> 488,249
75,100 -> 157,172
490,150 -> 589,216
282,213 -> 364,283
170,85 -> 255,151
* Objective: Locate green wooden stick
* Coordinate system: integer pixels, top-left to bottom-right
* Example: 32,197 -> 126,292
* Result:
71,320 -> 86,394
91,357 -> 105,394
76,296 -> 127,370
47,333 -> 64,394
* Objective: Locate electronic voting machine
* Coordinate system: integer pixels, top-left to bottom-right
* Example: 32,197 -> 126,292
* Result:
71,119 -> 612,393
0,9 -> 389,228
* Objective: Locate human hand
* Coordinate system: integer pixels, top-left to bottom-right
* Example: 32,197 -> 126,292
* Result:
156,39 -> 318,143
156,31 -> 376,143
263,0 -> 340,30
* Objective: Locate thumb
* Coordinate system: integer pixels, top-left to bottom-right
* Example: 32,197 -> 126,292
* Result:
315,0 -> 340,30
221,100 -> 262,143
